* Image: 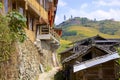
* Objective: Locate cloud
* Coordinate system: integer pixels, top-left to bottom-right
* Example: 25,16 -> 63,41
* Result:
80,3 -> 88,9
55,0 -> 120,24
85,9 -> 120,21
93,0 -> 120,7
55,8 -> 120,24
58,0 -> 67,7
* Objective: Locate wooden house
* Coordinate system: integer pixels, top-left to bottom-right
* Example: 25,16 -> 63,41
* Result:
0,0 -> 61,46
60,35 -> 120,80
0,0 -> 61,74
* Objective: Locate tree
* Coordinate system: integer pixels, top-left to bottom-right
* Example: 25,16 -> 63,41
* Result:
71,15 -> 73,19
64,15 -> 66,21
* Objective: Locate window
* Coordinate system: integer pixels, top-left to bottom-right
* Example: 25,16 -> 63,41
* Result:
45,0 -> 49,11
29,17 -> 34,31
40,0 -> 43,5
36,25 -> 40,36
12,2 -> 16,9
19,7 -> 23,15
26,16 -> 29,29
48,0 -> 53,2
36,0 -> 40,4
43,0 -> 46,10
4,0 -> 8,13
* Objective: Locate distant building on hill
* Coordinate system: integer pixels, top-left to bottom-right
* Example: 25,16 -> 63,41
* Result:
60,35 -> 120,80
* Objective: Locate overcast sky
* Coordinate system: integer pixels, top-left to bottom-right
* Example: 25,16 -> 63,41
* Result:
55,0 -> 120,25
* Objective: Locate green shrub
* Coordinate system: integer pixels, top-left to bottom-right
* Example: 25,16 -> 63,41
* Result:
62,31 -> 77,36
0,15 -> 13,62
0,2 -> 2,8
7,11 -> 27,42
0,11 -> 26,62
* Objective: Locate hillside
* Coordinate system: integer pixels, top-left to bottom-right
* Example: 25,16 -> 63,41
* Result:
57,17 -> 120,42
57,39 -> 71,53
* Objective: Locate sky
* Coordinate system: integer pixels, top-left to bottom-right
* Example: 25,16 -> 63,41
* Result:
55,0 -> 120,25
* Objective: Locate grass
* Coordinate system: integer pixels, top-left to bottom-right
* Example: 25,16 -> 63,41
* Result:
59,25 -> 120,53
45,65 -> 52,72
68,26 -> 120,38
57,39 -> 71,53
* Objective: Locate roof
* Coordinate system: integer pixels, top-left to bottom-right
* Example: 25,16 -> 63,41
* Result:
62,45 -> 114,63
95,40 -> 120,43
60,35 -> 120,63
60,35 -> 120,54
60,35 -> 101,54
60,47 -> 73,54
73,52 -> 120,72
69,35 -> 106,45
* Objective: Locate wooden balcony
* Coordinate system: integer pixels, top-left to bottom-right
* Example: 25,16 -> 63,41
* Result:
25,0 -> 48,22
37,26 -> 60,45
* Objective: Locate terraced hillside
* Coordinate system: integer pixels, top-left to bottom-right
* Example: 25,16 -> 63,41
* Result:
57,17 -> 120,42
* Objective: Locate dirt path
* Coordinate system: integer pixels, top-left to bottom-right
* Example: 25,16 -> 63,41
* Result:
38,67 -> 60,80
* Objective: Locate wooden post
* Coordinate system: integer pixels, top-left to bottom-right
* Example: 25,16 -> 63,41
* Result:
99,64 -> 103,79
83,70 -> 86,80
40,26 -> 42,34
25,0 -> 28,10
8,0 -> 12,12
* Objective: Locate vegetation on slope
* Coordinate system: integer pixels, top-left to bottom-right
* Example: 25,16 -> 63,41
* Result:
57,39 -> 71,53
57,17 -> 120,55
57,17 -> 120,42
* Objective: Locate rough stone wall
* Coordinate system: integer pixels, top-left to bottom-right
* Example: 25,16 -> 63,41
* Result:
0,46 -> 19,80
0,38 -> 59,80
0,39 -> 41,80
17,39 -> 41,80
39,40 -> 56,72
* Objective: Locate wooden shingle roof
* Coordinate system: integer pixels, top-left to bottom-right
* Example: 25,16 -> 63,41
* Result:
60,35 -> 120,63
62,45 -> 114,63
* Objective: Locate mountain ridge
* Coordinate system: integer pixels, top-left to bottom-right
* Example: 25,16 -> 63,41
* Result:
57,17 -> 120,41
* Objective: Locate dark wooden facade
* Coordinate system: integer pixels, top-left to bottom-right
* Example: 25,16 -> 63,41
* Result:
60,35 -> 120,80
74,60 -> 119,80
0,0 -> 62,43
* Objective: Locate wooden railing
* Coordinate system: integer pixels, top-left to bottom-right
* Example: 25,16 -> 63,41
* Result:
25,0 -> 48,22
49,28 -> 60,41
40,26 -> 60,41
